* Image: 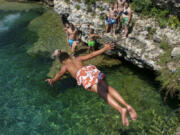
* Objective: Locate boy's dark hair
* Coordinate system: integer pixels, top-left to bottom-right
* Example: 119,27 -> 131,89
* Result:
58,52 -> 70,63
70,23 -> 75,31
90,28 -> 94,34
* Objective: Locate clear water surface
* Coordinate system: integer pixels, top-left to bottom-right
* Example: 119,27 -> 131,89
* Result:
0,9 -> 178,135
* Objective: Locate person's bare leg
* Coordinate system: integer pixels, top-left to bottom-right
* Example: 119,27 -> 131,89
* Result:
92,47 -> 95,52
105,24 -> 108,33
72,41 -> 78,54
91,84 -> 129,126
108,86 -> 137,120
110,24 -> 113,35
67,37 -> 70,46
88,46 -> 90,53
125,25 -> 129,37
113,24 -> 116,36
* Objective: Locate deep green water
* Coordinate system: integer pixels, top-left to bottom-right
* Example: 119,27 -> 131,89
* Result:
0,9 -> 178,135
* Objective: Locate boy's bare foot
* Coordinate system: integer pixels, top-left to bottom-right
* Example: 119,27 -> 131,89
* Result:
127,105 -> 137,121
121,108 -> 129,126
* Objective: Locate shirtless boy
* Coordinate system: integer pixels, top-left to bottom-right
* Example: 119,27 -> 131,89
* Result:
67,23 -> 79,55
109,3 -> 118,36
88,28 -> 101,53
64,22 -> 70,46
46,43 -> 137,126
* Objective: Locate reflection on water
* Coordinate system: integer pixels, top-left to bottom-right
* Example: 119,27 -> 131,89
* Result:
0,13 -> 20,32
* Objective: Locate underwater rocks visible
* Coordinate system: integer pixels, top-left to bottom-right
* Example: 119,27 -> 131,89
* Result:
26,9 -> 121,77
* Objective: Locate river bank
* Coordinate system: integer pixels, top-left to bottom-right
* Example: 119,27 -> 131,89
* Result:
54,0 -> 180,99
0,0 -> 179,134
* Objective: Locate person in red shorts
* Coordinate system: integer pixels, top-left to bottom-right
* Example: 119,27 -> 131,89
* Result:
46,43 -> 137,126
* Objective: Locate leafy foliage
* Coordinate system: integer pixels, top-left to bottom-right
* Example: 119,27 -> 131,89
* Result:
131,0 -> 180,28
156,41 -> 180,97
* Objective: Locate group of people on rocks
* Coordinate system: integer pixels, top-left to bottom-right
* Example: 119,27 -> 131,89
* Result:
106,0 -> 132,38
63,22 -> 101,55
46,0 -> 137,127
63,0 -> 132,56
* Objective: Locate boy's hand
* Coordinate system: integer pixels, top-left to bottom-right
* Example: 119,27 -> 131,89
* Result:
104,43 -> 115,51
45,79 -> 54,86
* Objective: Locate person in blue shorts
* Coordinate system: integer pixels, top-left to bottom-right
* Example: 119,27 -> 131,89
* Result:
105,12 -> 111,33
109,3 -> 118,36
67,24 -> 79,55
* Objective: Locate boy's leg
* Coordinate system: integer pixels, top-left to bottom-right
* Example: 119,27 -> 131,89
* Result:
90,81 -> 129,126
88,46 -> 90,53
105,24 -> 108,33
108,86 -> 137,120
113,23 -> 116,35
72,41 -> 78,54
67,37 -> 70,46
119,16 -> 122,33
125,25 -> 129,37
92,46 -> 95,52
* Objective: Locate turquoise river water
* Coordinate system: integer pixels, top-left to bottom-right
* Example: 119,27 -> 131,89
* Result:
0,9 -> 178,135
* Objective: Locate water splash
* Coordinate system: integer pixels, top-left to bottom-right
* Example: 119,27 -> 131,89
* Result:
0,13 -> 21,32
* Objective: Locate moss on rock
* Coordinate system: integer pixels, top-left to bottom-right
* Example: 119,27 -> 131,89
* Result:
0,0 -> 42,11
25,9 -> 121,78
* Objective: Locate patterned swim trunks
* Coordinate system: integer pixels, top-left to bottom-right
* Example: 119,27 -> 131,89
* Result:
76,65 -> 105,90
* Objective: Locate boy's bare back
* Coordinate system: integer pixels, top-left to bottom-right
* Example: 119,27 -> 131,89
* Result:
46,43 -> 114,86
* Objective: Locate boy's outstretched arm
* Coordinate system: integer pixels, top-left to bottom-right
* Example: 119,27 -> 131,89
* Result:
46,66 -> 67,86
78,43 -> 114,61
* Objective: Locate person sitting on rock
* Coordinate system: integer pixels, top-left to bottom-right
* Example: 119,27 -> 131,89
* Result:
67,23 -> 79,55
46,43 -> 137,127
88,28 -> 101,53
122,2 -> 132,39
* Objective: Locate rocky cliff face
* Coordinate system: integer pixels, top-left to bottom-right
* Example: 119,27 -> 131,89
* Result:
54,0 -> 180,71
153,0 -> 180,18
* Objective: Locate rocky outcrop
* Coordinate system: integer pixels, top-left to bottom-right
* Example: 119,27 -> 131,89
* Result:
153,0 -> 180,18
54,0 -> 180,71
171,47 -> 180,58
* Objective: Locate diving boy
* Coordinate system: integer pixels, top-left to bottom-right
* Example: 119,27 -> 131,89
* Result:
46,43 -> 137,126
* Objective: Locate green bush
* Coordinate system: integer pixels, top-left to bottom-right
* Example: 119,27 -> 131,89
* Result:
160,40 -> 169,50
87,4 -> 92,12
131,0 -> 153,13
168,15 -> 180,29
75,4 -> 80,10
131,0 -> 179,29
99,15 -> 105,20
